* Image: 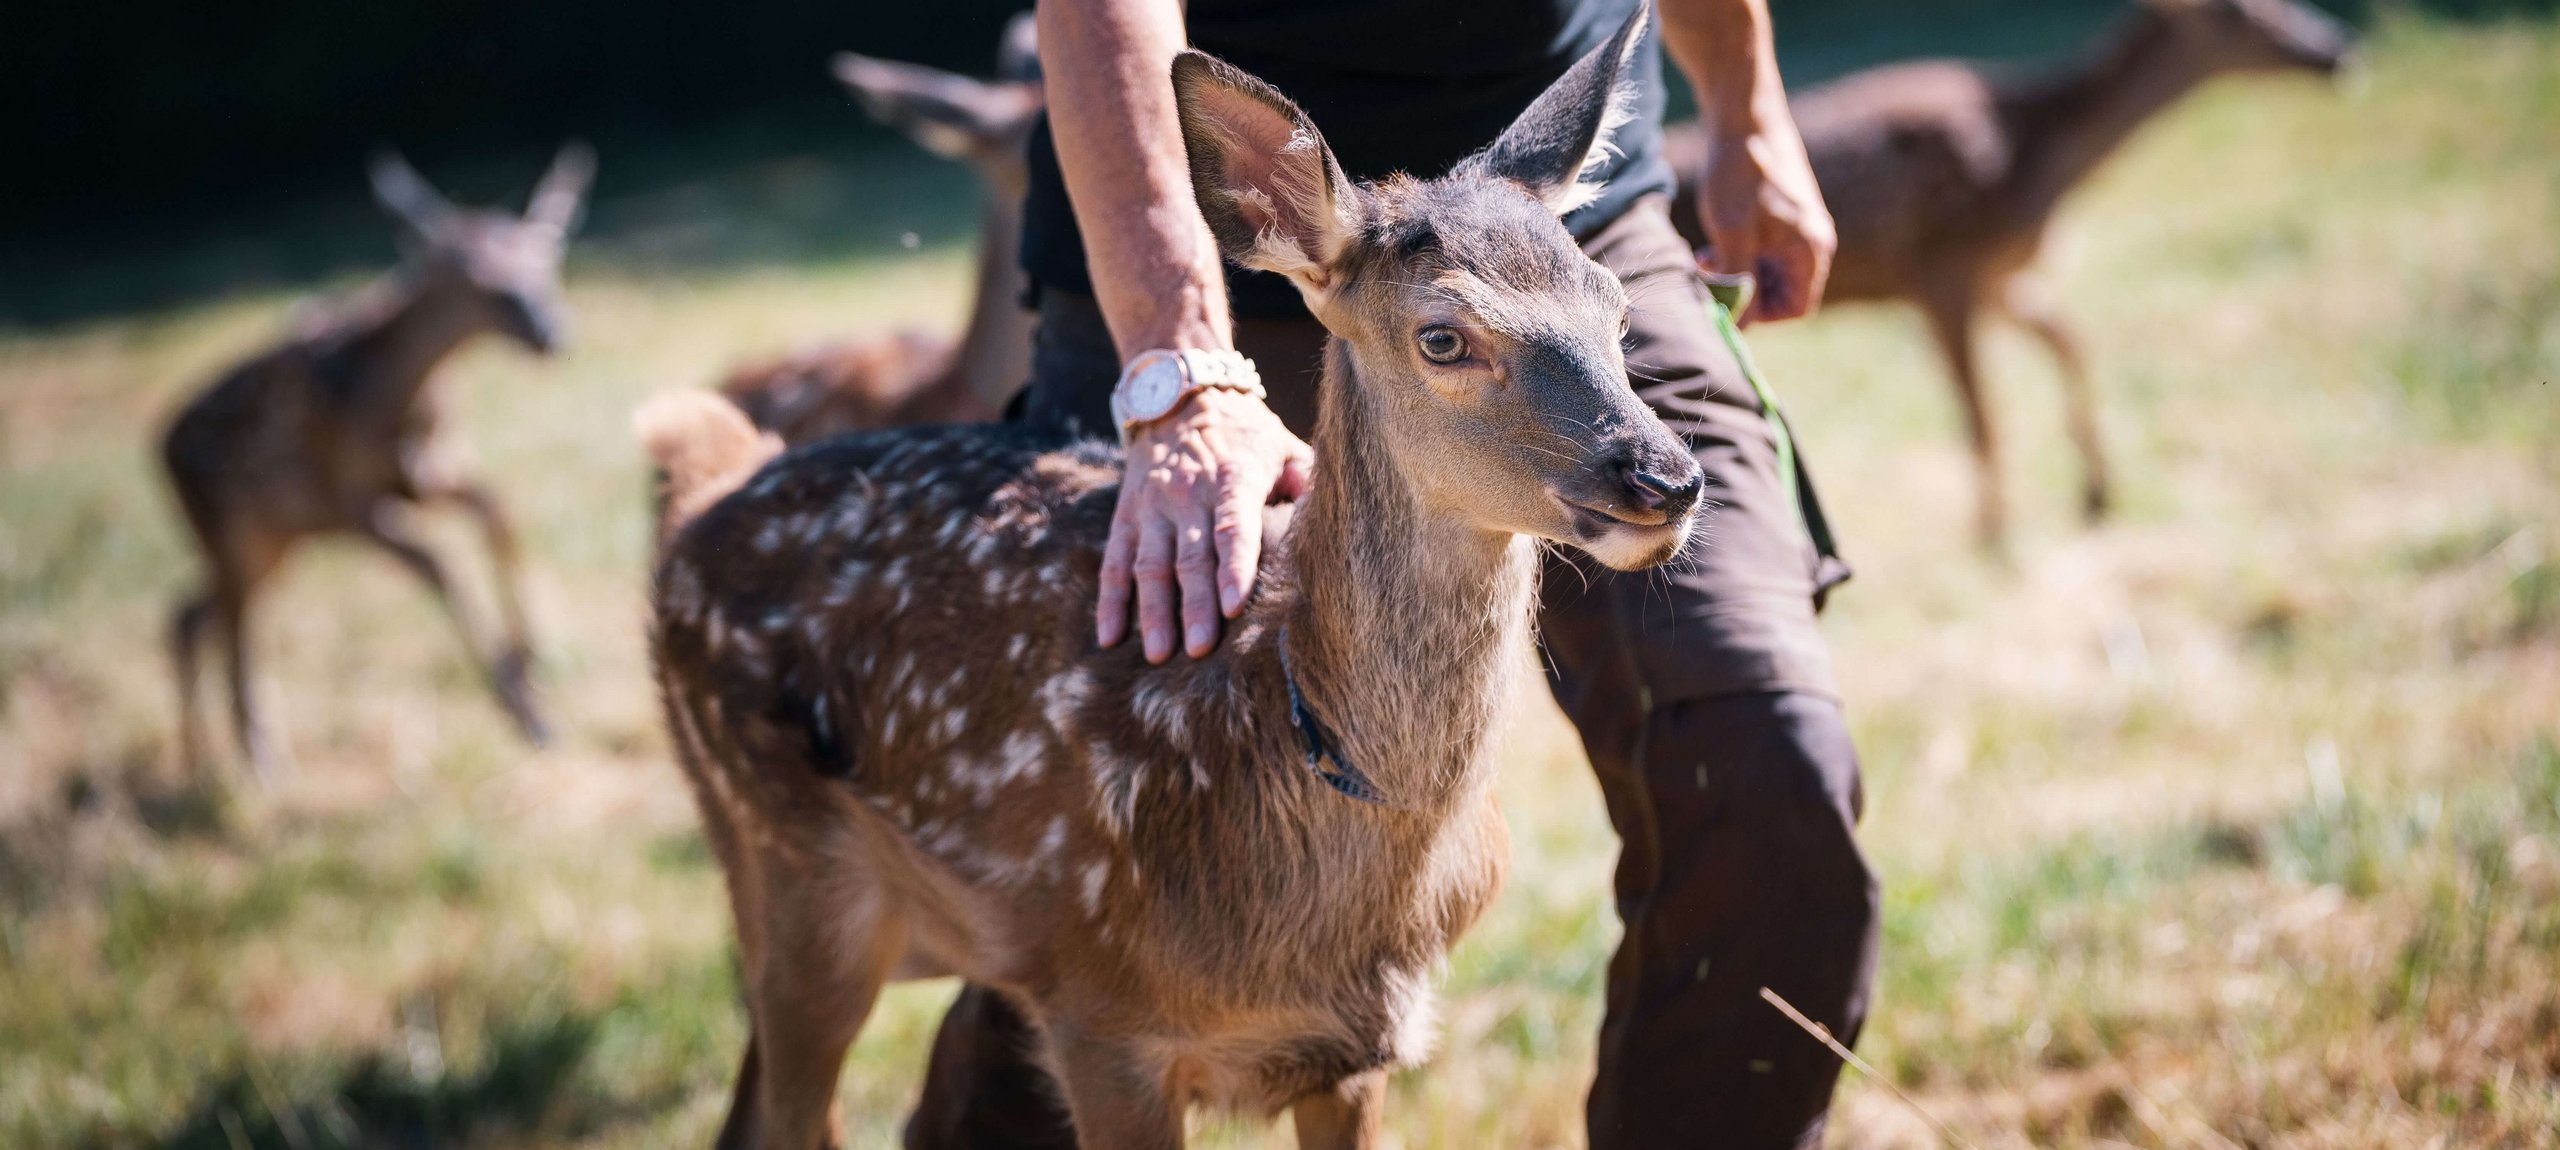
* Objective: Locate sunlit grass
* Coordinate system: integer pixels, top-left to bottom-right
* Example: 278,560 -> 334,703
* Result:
2,11 -> 2556,1149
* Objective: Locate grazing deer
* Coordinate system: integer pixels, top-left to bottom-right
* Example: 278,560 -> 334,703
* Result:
163,145 -> 592,780
1670,0 -> 2353,548
718,18 -> 1044,444
640,13 -> 1698,1148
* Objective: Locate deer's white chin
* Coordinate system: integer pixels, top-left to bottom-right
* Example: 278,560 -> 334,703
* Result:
1545,495 -> 1696,571
1580,517 -> 1694,572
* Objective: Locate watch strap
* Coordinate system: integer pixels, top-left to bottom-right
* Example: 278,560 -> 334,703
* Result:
1110,348 -> 1265,443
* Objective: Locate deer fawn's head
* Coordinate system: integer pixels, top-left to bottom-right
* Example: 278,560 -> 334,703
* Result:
1172,5 -> 1700,571
834,17 -> 1044,204
368,143 -> 594,355
2148,0 -> 2356,77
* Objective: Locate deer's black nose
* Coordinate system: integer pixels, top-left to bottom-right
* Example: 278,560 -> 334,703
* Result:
1625,465 -> 1704,519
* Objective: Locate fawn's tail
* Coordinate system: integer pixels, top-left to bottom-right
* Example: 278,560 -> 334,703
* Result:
634,390 -> 784,541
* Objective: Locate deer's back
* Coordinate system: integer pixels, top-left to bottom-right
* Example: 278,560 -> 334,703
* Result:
163,337 -> 395,536
1793,60 -> 2031,301
718,330 -> 967,445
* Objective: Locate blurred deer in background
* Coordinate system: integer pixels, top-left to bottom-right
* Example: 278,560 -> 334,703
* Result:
163,144 -> 593,780
638,13 -> 1697,1147
718,15 -> 1044,444
1672,0 -> 2354,549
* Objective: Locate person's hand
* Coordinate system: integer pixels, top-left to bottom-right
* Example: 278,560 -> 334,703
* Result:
1694,122 -> 1836,324
1098,387 -> 1314,663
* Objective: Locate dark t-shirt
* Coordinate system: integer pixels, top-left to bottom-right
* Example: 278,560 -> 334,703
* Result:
1021,0 -> 1673,319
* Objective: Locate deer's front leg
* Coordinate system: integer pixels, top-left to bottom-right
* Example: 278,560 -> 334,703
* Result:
1043,1025 -> 1183,1150
357,501 -> 546,745
418,479 -> 547,742
1290,1071 -> 1385,1150
425,479 -> 533,655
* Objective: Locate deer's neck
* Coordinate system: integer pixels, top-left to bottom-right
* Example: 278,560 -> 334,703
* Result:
2003,11 -> 2215,223
1277,340 -> 1537,811
339,274 -> 491,417
950,189 -> 1036,416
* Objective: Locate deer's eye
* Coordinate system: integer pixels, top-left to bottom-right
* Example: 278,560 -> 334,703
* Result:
1417,326 -> 1468,364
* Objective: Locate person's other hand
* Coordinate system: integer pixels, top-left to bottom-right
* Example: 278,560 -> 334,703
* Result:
1098,388 -> 1313,663
1694,124 -> 1836,324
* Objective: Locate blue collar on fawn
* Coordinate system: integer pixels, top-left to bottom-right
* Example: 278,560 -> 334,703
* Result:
1276,627 -> 1388,805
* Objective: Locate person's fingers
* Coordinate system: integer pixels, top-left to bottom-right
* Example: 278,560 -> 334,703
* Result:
1213,483 -> 1262,620
1095,492 -> 1140,647
1748,252 -> 1794,325
1703,214 -> 1759,279
1175,509 -> 1220,657
1132,513 -> 1179,664
1274,440 -> 1315,500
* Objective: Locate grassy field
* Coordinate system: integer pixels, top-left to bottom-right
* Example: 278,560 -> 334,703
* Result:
4,11 -> 2557,1148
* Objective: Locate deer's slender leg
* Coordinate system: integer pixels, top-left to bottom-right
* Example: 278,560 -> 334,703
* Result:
424,480 -> 548,743
1045,1026 -> 1182,1150
171,591 -> 214,779
208,529 -> 292,783
356,501 -> 545,744
2001,275 -> 2111,523
1291,1071 -> 1386,1150
425,480 -> 535,662
732,877 -> 898,1150
215,582 -> 290,782
1918,286 -> 2007,552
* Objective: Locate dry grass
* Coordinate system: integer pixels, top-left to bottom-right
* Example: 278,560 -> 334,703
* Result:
2,11 -> 2555,1148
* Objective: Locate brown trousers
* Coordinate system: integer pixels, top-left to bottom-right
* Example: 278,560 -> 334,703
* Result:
911,198 -> 1879,1150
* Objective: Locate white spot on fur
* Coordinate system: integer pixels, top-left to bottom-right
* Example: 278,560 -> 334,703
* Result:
823,560 -> 871,607
659,559 -> 703,622
1078,861 -> 1107,916
1130,678 -> 1192,746
1385,965 -> 1443,1066
1090,751 -> 1148,841
1032,815 -> 1067,868
996,731 -> 1047,786
1039,667 -> 1093,734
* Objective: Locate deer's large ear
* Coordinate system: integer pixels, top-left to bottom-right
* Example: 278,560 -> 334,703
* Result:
1464,1 -> 1650,215
526,141 -> 596,236
835,53 -> 1042,160
996,10 -> 1042,83
1172,51 -> 1358,294
369,150 -> 453,239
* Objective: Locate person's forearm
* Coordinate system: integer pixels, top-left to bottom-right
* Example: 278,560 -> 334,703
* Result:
1038,0 -> 1231,360
1659,0 -> 1796,141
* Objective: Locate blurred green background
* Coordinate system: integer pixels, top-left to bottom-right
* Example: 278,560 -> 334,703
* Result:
3,2 -> 2557,1148
13,0 -> 2534,327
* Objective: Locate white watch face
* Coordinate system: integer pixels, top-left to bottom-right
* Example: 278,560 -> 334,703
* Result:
1125,355 -> 1187,422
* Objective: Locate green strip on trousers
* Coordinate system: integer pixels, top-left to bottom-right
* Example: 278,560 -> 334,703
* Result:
1706,294 -> 1802,525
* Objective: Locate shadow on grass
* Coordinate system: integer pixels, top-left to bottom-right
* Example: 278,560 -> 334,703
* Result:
126,1013 -> 603,1150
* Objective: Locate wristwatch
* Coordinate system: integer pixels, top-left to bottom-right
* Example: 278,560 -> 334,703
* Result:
1109,349 -> 1265,444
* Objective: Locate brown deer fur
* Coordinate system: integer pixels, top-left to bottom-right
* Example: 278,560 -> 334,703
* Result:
641,12 -> 1703,1147
1669,0 -> 2351,547
719,21 -> 1044,444
163,145 -> 592,779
